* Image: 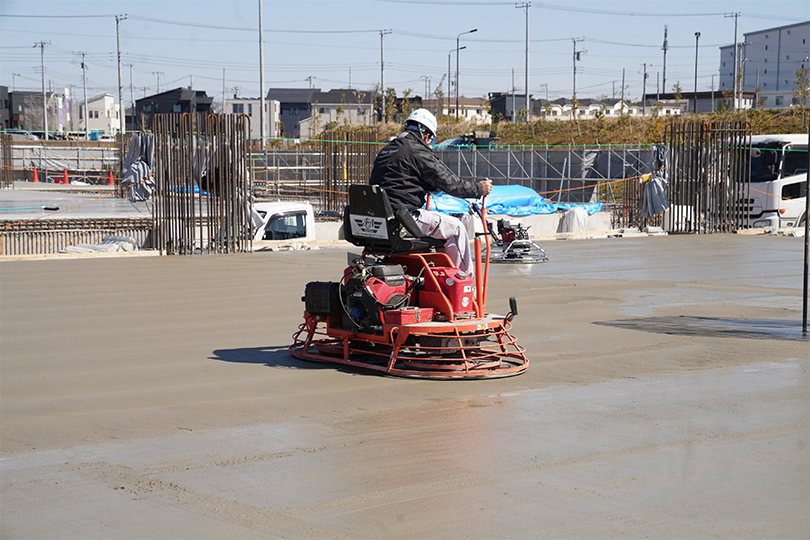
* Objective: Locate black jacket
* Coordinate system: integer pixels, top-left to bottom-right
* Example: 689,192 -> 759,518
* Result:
369,130 -> 483,211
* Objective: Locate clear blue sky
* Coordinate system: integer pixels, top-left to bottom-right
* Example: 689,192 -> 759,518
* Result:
1,0 -> 807,108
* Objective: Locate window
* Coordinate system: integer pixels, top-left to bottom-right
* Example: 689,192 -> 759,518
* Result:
143,104 -> 152,112
288,108 -> 294,115
155,104 -> 160,112
232,103 -> 244,114
173,104 -> 181,113
775,96 -> 784,106
295,108 -> 300,115
764,69 -> 768,74
765,45 -> 768,50
764,58 -> 768,63
723,62 -> 726,67
781,181 -> 806,200
248,104 -> 252,116
782,146 -> 808,177
262,211 -> 307,240
318,107 -> 329,114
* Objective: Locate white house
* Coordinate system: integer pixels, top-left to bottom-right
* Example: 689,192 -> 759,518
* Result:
224,96 -> 281,140
79,93 -> 120,135
535,98 -> 679,121
423,98 -> 491,123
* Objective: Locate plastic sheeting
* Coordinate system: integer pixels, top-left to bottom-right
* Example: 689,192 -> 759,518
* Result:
426,185 -> 603,216
641,145 -> 670,218
121,134 -> 155,202
560,207 -> 589,232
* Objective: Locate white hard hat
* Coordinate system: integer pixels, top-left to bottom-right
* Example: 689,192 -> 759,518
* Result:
405,108 -> 438,139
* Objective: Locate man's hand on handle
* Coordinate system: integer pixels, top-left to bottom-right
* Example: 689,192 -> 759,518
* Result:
480,178 -> 493,197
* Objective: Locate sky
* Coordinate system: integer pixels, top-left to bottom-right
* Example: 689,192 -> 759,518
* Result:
1,0 -> 807,109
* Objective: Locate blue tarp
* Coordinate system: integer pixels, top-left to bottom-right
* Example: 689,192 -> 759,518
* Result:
426,185 -> 603,216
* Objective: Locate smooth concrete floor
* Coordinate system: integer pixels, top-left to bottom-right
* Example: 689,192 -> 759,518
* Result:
1,234 -> 808,539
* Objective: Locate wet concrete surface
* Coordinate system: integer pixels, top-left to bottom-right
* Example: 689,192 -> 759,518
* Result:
1,234 -> 808,538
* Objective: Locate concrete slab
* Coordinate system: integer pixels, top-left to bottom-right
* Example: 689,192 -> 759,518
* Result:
1,234 -> 808,538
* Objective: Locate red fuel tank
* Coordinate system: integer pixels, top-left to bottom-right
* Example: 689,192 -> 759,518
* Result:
427,267 -> 475,314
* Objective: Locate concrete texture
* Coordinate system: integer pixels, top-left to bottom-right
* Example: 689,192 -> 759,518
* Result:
1,234 -> 808,539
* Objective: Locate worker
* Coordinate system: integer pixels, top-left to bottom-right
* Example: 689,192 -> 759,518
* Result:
369,108 -> 492,274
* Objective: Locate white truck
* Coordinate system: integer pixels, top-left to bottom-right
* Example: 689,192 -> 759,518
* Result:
251,201 -> 316,243
739,134 -> 808,229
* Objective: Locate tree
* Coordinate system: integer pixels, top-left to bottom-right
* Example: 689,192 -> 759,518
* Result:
672,82 -> 685,114
401,88 -> 413,120
384,88 -> 397,123
794,67 -> 809,108
432,74 -> 446,115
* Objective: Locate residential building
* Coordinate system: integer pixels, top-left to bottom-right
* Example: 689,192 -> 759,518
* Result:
224,96 -> 281,140
78,93 -> 121,135
134,87 -> 214,130
530,98 -> 656,120
423,98 -> 490,122
0,86 -> 8,129
7,90 -> 65,136
267,88 -> 374,139
488,93 -> 529,122
719,21 -> 810,109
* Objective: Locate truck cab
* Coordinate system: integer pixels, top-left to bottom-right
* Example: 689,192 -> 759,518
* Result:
740,134 -> 807,228
252,201 -> 316,242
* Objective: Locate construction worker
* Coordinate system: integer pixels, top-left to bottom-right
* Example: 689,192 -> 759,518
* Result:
369,108 -> 492,274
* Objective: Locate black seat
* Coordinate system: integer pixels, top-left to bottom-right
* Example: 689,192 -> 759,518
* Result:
343,184 -> 444,254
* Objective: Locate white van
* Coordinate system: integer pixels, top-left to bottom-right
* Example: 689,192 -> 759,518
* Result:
738,134 -> 807,228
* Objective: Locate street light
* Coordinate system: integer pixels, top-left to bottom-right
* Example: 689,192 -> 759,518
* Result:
694,32 -> 700,113
448,46 -> 465,116
456,28 -> 477,119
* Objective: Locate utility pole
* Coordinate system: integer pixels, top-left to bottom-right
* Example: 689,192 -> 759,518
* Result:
222,68 -> 226,114
35,41 -> 50,140
258,0 -> 266,149
421,75 -> 431,102
642,63 -> 648,116
621,68 -> 626,116
656,72 -> 660,102
755,67 -> 760,109
694,32 -> 701,113
725,12 -> 740,110
517,3 -> 530,122
456,28 -> 477,120
380,29 -> 391,122
75,52 -> 89,135
572,37 -> 585,102
711,74 -> 716,111
115,14 -> 127,135
153,71 -> 163,93
189,75 -> 193,89
511,68 -> 516,122
661,25 -> 668,94
305,77 -> 314,90
12,73 -> 20,92
128,64 -> 135,122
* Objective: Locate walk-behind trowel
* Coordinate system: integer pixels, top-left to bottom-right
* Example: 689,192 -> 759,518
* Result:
289,184 -> 529,379
485,218 -> 548,264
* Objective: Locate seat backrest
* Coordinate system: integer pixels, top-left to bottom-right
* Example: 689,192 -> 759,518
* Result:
344,184 -> 441,253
